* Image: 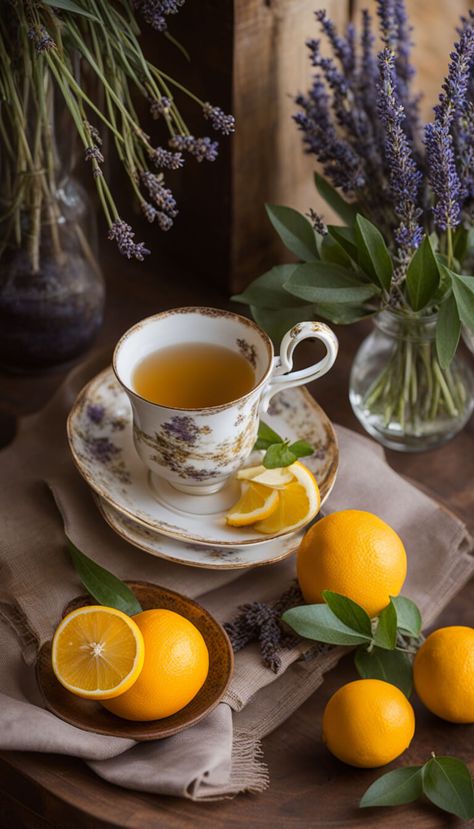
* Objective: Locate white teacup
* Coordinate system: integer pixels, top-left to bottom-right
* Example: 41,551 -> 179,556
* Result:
113,307 -> 338,495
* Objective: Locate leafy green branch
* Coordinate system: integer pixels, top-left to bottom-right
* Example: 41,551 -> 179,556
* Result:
254,421 -> 314,469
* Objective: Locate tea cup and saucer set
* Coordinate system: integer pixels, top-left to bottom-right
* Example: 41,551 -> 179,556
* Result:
68,307 -> 340,570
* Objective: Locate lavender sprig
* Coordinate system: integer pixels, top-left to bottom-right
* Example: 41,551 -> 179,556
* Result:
108,220 -> 150,261
132,0 -> 185,32
202,103 -> 235,135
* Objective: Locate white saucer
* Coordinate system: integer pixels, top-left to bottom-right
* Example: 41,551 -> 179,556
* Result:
96,495 -> 306,570
67,367 -> 338,547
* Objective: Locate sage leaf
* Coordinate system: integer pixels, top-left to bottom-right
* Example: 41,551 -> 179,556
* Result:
422,757 -> 474,820
453,226 -> 469,265
320,233 -> 353,268
360,767 -> 423,808
67,540 -> 142,616
232,265 -> 305,309
322,591 -> 372,637
327,226 -> 359,261
314,174 -> 358,226
355,214 -> 393,291
406,235 -> 440,311
263,443 -> 297,469
287,440 -> 314,458
374,600 -> 397,649
284,261 -> 379,305
43,0 -> 98,19
354,646 -> 413,696
315,303 -> 375,325
282,604 -> 372,646
265,204 -> 319,262
436,292 -> 461,369
390,596 -> 422,638
451,272 -> 474,331
254,420 -> 283,450
251,304 -> 318,346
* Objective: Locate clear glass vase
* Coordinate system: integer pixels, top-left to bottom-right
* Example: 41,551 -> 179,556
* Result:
349,309 -> 474,452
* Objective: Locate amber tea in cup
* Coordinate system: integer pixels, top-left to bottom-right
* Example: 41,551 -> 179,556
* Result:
132,342 -> 256,408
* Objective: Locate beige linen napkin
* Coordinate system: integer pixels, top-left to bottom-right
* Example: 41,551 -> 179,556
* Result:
0,352 -> 472,800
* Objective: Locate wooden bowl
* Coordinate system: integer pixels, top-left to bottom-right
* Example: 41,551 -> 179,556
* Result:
36,581 -> 233,741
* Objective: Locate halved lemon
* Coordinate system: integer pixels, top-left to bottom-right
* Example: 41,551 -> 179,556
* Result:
253,462 -> 320,535
226,481 -> 279,527
237,464 -> 295,488
51,605 -> 145,700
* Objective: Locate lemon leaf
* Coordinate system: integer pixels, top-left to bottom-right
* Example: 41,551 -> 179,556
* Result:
322,591 -> 372,638
422,757 -> 474,821
354,646 -> 413,696
374,600 -> 398,649
390,595 -> 422,637
67,540 -> 142,616
282,604 -> 372,646
360,767 -> 423,808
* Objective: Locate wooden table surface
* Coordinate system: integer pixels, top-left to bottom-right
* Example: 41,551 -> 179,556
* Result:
0,253 -> 472,829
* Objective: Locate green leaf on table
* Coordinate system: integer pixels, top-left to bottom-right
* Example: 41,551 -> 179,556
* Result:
314,174 -> 358,226
327,226 -> 359,261
406,235 -> 440,311
43,0 -> 99,19
390,596 -> 422,638
451,272 -> 474,331
422,757 -> 474,820
320,233 -> 353,268
284,261 -> 379,305
67,540 -> 142,616
360,767 -> 423,808
355,214 -> 393,291
250,304 -> 317,346
436,292 -> 461,369
322,591 -> 372,638
265,204 -> 319,262
354,646 -> 413,696
232,265 -> 305,309
254,420 -> 283,450
282,604 -> 372,646
287,440 -> 314,458
374,600 -> 397,649
263,442 -> 298,469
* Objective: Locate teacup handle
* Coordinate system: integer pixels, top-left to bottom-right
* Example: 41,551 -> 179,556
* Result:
259,321 -> 338,415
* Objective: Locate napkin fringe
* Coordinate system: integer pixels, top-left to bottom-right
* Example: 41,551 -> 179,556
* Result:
229,731 -> 269,794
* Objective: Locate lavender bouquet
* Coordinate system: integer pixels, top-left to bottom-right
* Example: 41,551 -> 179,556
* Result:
234,3 -> 474,451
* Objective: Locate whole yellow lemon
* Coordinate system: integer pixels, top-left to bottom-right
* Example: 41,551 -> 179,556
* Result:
297,509 -> 407,617
413,626 -> 474,723
322,679 -> 415,768
102,609 -> 209,721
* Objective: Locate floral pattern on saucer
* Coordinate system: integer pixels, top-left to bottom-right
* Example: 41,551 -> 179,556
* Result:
67,367 -> 338,547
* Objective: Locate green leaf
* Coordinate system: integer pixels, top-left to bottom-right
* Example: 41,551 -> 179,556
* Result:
327,226 -> 359,261
406,235 -> 440,311
374,600 -> 397,649
320,234 -> 353,268
315,303 -> 376,325
451,272 -> 474,331
355,214 -> 393,291
453,226 -> 469,265
42,0 -> 98,19
436,292 -> 461,369
355,646 -> 413,696
263,443 -> 297,468
314,174 -> 358,226
265,204 -> 319,262
422,757 -> 474,820
322,591 -> 372,637
284,261 -> 379,305
282,604 -> 372,646
250,304 -> 316,346
287,439 -> 314,458
360,767 -> 423,808
67,540 -> 142,616
390,596 -> 422,637
232,265 -> 305,310
254,420 -> 283,450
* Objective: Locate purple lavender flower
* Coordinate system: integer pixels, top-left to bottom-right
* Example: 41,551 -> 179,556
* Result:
108,220 -> 150,261
141,202 -> 174,230
307,209 -> 328,236
314,9 -> 355,75
84,145 -> 104,164
132,0 -> 185,31
377,49 -> 423,254
424,26 -> 474,230
456,101 -> 474,203
169,135 -> 219,162
27,25 -> 55,54
376,0 -> 420,141
149,96 -> 172,119
202,103 -> 235,135
152,147 -> 184,169
141,172 -> 178,217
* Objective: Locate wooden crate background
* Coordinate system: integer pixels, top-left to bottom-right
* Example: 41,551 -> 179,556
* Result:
148,0 -> 471,293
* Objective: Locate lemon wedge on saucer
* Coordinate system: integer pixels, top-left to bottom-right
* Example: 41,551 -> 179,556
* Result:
253,462 -> 320,534
226,481 -> 279,527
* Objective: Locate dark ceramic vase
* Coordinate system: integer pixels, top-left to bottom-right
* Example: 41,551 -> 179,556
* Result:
0,178 -> 104,373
